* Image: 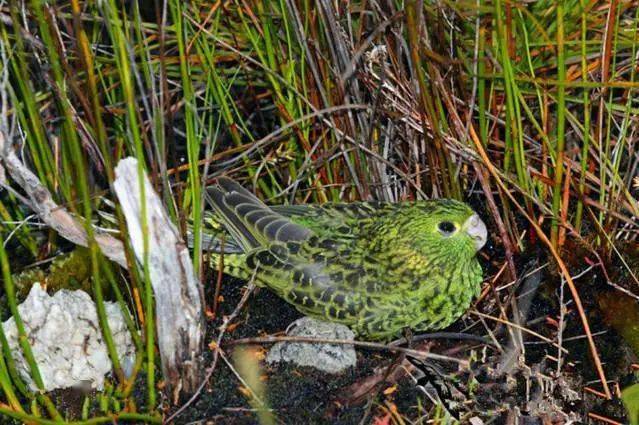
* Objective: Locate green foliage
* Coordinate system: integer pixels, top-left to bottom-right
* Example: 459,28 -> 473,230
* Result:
623,383 -> 639,425
0,0 -> 637,421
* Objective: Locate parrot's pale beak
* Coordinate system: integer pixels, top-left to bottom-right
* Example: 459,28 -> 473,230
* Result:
464,214 -> 487,251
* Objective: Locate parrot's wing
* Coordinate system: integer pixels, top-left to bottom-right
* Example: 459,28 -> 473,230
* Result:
206,177 -> 313,251
272,202 -> 387,220
271,202 -> 398,237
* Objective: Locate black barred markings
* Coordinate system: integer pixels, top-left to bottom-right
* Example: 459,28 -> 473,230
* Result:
327,306 -> 341,319
319,287 -> 335,302
268,243 -> 289,261
336,225 -> 351,235
204,184 -> 484,339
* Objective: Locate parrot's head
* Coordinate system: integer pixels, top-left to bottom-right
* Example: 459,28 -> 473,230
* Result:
406,199 -> 487,259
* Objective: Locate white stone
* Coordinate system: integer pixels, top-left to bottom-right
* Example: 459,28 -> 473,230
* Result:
2,284 -> 136,392
266,317 -> 357,373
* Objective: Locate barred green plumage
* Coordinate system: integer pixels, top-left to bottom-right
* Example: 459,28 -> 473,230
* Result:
203,178 -> 487,340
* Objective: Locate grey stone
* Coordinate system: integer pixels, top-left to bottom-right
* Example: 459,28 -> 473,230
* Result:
266,317 -> 356,373
2,284 -> 136,392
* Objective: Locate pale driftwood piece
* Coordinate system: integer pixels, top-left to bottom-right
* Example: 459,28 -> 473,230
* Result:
113,157 -> 203,400
0,134 -> 127,267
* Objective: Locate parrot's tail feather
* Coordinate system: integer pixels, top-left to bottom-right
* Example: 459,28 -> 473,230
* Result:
206,178 -> 313,251
218,177 -> 268,208
186,230 -> 244,253
206,186 -> 261,251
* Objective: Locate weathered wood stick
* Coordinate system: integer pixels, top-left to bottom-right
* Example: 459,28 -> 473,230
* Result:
0,133 -> 127,267
114,157 -> 204,401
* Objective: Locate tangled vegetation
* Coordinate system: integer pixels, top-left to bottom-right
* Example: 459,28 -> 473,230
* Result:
0,0 -> 638,423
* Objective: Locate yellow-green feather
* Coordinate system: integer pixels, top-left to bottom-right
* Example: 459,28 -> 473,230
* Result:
202,182 -> 484,340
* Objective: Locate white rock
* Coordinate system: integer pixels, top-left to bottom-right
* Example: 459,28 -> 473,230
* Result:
266,317 -> 357,373
2,284 -> 136,392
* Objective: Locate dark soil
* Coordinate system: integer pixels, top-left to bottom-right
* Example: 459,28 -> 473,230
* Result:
168,253 -> 639,424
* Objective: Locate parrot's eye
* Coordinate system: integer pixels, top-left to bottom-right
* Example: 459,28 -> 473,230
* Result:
438,221 -> 456,236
